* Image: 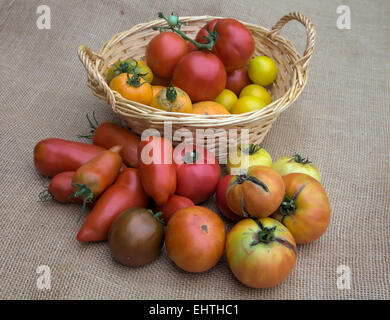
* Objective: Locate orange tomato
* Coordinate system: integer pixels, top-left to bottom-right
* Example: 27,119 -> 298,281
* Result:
226,166 -> 285,218
109,73 -> 153,105
192,101 -> 230,115
151,86 -> 192,113
152,85 -> 165,100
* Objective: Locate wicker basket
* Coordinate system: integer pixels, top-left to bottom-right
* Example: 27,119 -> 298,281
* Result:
78,12 -> 315,161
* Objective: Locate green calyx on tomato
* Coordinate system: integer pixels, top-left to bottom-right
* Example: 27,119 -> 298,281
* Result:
112,60 -> 132,75
277,181 -> 309,220
240,144 -> 262,155
126,71 -> 149,88
165,84 -> 177,103
153,12 -> 216,51
68,183 -> 93,218
252,226 -> 276,245
290,154 -> 311,164
149,209 -> 165,225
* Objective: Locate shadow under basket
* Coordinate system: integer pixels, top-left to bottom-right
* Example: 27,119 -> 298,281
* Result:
78,12 -> 316,162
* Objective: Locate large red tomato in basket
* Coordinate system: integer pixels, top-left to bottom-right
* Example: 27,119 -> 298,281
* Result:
195,19 -> 255,71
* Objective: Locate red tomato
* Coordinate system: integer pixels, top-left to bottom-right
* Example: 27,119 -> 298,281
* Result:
173,144 -> 221,204
138,136 -> 176,205
165,206 -> 226,273
155,194 -> 194,223
195,19 -> 255,71
226,166 -> 285,218
226,66 -> 251,95
34,138 -> 127,177
172,51 -> 226,102
226,217 -> 296,288
215,175 -> 243,222
271,173 -> 331,244
77,168 -> 150,242
71,146 -> 123,212
145,32 -> 188,78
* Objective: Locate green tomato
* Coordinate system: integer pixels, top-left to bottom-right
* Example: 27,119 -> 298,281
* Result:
272,154 -> 321,182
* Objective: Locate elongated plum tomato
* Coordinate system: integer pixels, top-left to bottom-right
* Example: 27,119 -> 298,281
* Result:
271,173 -> 331,244
138,136 -> 176,205
77,168 -> 150,242
165,206 -> 226,273
226,166 -> 285,218
172,51 -> 226,102
226,217 -> 296,288
215,175 -> 243,222
195,19 -> 255,71
173,144 -> 221,204
145,32 -> 188,79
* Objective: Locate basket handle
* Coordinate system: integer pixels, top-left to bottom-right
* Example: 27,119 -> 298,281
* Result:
77,45 -> 116,110
270,12 -> 316,69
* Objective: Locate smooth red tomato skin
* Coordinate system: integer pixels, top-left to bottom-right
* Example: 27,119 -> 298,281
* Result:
77,168 -> 149,242
155,194 -> 194,223
34,138 -> 106,177
146,32 -> 188,78
196,19 -> 255,71
271,173 -> 331,244
138,136 -> 176,206
173,144 -> 221,204
165,206 -> 226,273
226,217 -> 296,288
172,51 -> 226,102
93,123 -> 140,168
226,67 -> 251,95
216,175 -> 243,222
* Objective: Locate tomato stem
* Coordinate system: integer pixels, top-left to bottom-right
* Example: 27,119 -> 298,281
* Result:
69,183 -> 93,220
251,226 -> 276,245
182,149 -> 199,164
240,144 -> 262,155
78,111 -> 99,139
38,189 -> 53,202
149,209 -> 165,225
153,12 -> 216,51
166,83 -> 177,103
126,71 -> 148,88
290,154 -> 311,164
278,195 -> 296,217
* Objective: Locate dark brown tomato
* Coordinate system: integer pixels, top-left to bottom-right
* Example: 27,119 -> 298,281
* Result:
108,208 -> 164,267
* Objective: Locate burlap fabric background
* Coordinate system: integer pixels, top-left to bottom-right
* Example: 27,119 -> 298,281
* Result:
0,0 -> 389,300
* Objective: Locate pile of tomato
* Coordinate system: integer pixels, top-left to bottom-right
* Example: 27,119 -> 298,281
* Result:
107,13 -> 279,115
33,13 -> 331,289
34,114 -> 330,289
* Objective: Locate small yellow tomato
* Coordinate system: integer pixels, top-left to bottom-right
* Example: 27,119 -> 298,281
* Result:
227,144 -> 272,174
214,89 -> 238,112
231,96 -> 267,114
240,84 -> 272,105
272,154 -> 321,182
248,56 -> 277,86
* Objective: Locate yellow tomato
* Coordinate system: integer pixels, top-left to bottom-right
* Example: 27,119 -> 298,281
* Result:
248,56 -> 277,86
227,144 -> 272,174
240,84 -> 272,105
151,86 -> 192,113
109,73 -> 153,105
107,59 -> 153,84
272,154 -> 321,182
231,96 -> 267,114
214,89 -> 238,112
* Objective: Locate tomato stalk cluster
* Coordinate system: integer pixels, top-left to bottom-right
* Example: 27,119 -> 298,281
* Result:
153,12 -> 217,51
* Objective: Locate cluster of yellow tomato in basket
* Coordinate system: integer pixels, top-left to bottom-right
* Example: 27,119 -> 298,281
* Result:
107,13 -> 278,115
